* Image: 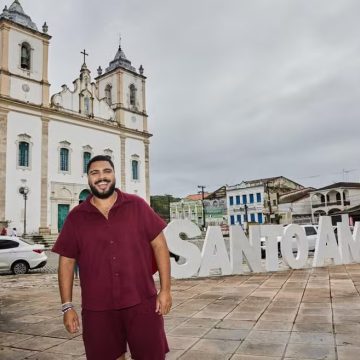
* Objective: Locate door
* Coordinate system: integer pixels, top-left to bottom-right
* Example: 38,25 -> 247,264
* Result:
58,204 -> 70,232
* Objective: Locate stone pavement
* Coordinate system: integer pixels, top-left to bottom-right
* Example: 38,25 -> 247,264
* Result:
1,264 -> 360,360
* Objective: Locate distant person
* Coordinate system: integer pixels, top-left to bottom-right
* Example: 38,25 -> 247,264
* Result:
11,228 -> 17,237
0,227 -> 7,235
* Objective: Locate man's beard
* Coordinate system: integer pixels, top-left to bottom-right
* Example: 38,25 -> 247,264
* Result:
89,180 -> 116,199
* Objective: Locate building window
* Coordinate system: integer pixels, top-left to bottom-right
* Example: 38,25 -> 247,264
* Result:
129,84 -> 137,106
132,160 -> 139,180
235,195 -> 240,205
105,84 -> 112,105
58,142 -> 71,173
273,199 -> 277,206
242,194 -> 247,204
60,148 -> 69,172
83,152 -> 91,174
20,42 -> 31,70
229,196 -> 234,206
258,213 -> 263,224
16,134 -> 32,169
236,214 -> 241,224
18,141 -> 29,167
250,213 -> 255,222
256,192 -> 261,203
249,194 -> 254,204
230,215 -> 235,225
84,97 -> 90,115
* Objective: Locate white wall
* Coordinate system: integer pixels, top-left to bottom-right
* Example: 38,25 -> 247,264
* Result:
10,77 -> 42,104
8,29 -> 43,82
123,72 -> 144,111
5,111 -> 42,234
125,137 -> 145,197
124,112 -> 143,131
48,121 -> 121,184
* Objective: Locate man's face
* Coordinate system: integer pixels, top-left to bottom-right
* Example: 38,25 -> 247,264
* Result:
87,160 -> 116,199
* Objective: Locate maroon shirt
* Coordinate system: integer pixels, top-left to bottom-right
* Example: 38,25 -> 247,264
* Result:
52,189 -> 167,311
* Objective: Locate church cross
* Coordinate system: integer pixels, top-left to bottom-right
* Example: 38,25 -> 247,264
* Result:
81,49 -> 89,64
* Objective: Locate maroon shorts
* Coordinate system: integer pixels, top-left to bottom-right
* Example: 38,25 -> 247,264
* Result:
82,295 -> 169,360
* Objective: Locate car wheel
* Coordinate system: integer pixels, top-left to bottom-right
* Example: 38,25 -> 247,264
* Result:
11,261 -> 29,275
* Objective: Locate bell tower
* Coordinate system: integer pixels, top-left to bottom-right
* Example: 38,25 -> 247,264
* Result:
0,1 -> 51,106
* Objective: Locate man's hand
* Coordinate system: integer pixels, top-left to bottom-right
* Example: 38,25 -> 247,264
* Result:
63,308 -> 80,333
156,290 -> 172,315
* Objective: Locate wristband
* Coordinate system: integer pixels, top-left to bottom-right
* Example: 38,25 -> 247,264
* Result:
62,306 -> 74,315
61,302 -> 74,314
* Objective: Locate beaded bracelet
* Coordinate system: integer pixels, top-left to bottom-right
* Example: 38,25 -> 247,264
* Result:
61,302 -> 74,314
62,306 -> 74,315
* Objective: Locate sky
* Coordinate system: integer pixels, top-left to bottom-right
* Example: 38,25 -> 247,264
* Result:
7,0 -> 360,197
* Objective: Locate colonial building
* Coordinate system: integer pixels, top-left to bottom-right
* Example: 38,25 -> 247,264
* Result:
277,187 -> 314,225
227,176 -> 304,226
0,1 -> 152,234
310,182 -> 360,225
170,193 -> 210,229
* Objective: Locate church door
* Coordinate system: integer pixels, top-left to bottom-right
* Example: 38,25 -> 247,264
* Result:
79,189 -> 91,203
58,204 -> 70,232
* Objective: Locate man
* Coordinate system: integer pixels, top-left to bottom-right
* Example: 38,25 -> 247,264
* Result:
52,155 -> 172,360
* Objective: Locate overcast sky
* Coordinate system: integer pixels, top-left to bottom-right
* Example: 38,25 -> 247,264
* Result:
12,0 -> 360,197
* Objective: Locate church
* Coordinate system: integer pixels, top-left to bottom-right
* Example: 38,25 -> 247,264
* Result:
0,1 -> 152,235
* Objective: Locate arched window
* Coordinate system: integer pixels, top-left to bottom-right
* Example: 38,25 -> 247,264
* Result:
132,159 -> 139,180
18,141 -> 29,167
60,148 -> 69,172
83,151 -> 91,174
129,84 -> 137,106
20,42 -> 31,70
105,85 -> 112,105
84,97 -> 90,115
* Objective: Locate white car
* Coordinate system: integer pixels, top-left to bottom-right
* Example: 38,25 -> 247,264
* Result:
0,236 -> 47,274
261,224 -> 318,258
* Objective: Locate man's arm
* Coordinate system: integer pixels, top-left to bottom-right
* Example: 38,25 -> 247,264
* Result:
151,231 -> 172,315
58,255 -> 80,333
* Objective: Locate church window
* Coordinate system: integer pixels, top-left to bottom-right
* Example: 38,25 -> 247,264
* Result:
16,134 -> 32,170
105,85 -> 112,105
129,84 -> 137,106
84,97 -> 90,115
60,148 -> 70,172
131,154 -> 140,181
83,151 -> 91,174
18,142 -> 29,167
132,160 -> 139,180
20,42 -> 31,70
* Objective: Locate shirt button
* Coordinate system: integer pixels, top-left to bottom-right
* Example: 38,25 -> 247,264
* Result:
113,257 -> 116,260
115,273 -> 119,276
110,241 -> 114,244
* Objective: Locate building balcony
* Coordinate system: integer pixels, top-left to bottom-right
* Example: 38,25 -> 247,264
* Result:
312,200 -> 350,209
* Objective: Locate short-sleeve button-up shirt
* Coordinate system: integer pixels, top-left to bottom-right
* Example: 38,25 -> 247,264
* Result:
52,189 -> 167,311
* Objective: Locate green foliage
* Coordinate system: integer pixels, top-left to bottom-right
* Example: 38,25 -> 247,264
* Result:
150,194 -> 181,223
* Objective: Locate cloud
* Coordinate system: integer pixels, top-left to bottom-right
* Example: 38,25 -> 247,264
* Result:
18,0 -> 360,196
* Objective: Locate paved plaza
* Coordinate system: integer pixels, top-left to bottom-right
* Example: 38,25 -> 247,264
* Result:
1,263 -> 360,359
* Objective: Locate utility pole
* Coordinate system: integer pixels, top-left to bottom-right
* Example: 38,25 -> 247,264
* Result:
198,185 -> 206,230
265,182 -> 272,223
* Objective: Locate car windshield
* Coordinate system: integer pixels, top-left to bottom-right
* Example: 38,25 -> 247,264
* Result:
19,238 -> 35,245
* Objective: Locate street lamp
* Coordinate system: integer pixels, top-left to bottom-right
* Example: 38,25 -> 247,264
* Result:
19,186 -> 29,235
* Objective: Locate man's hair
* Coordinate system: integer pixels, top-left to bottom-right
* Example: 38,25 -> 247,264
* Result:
86,155 -> 115,174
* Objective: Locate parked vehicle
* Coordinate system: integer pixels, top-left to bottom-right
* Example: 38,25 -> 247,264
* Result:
261,224 -> 318,258
0,236 -> 47,274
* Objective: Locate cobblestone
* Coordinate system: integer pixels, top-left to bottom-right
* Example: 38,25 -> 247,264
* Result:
1,263 -> 360,359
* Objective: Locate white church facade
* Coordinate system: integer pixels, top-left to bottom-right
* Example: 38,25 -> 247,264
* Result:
0,1 -> 152,235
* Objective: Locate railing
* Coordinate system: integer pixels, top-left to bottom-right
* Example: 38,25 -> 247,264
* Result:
312,203 -> 325,209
